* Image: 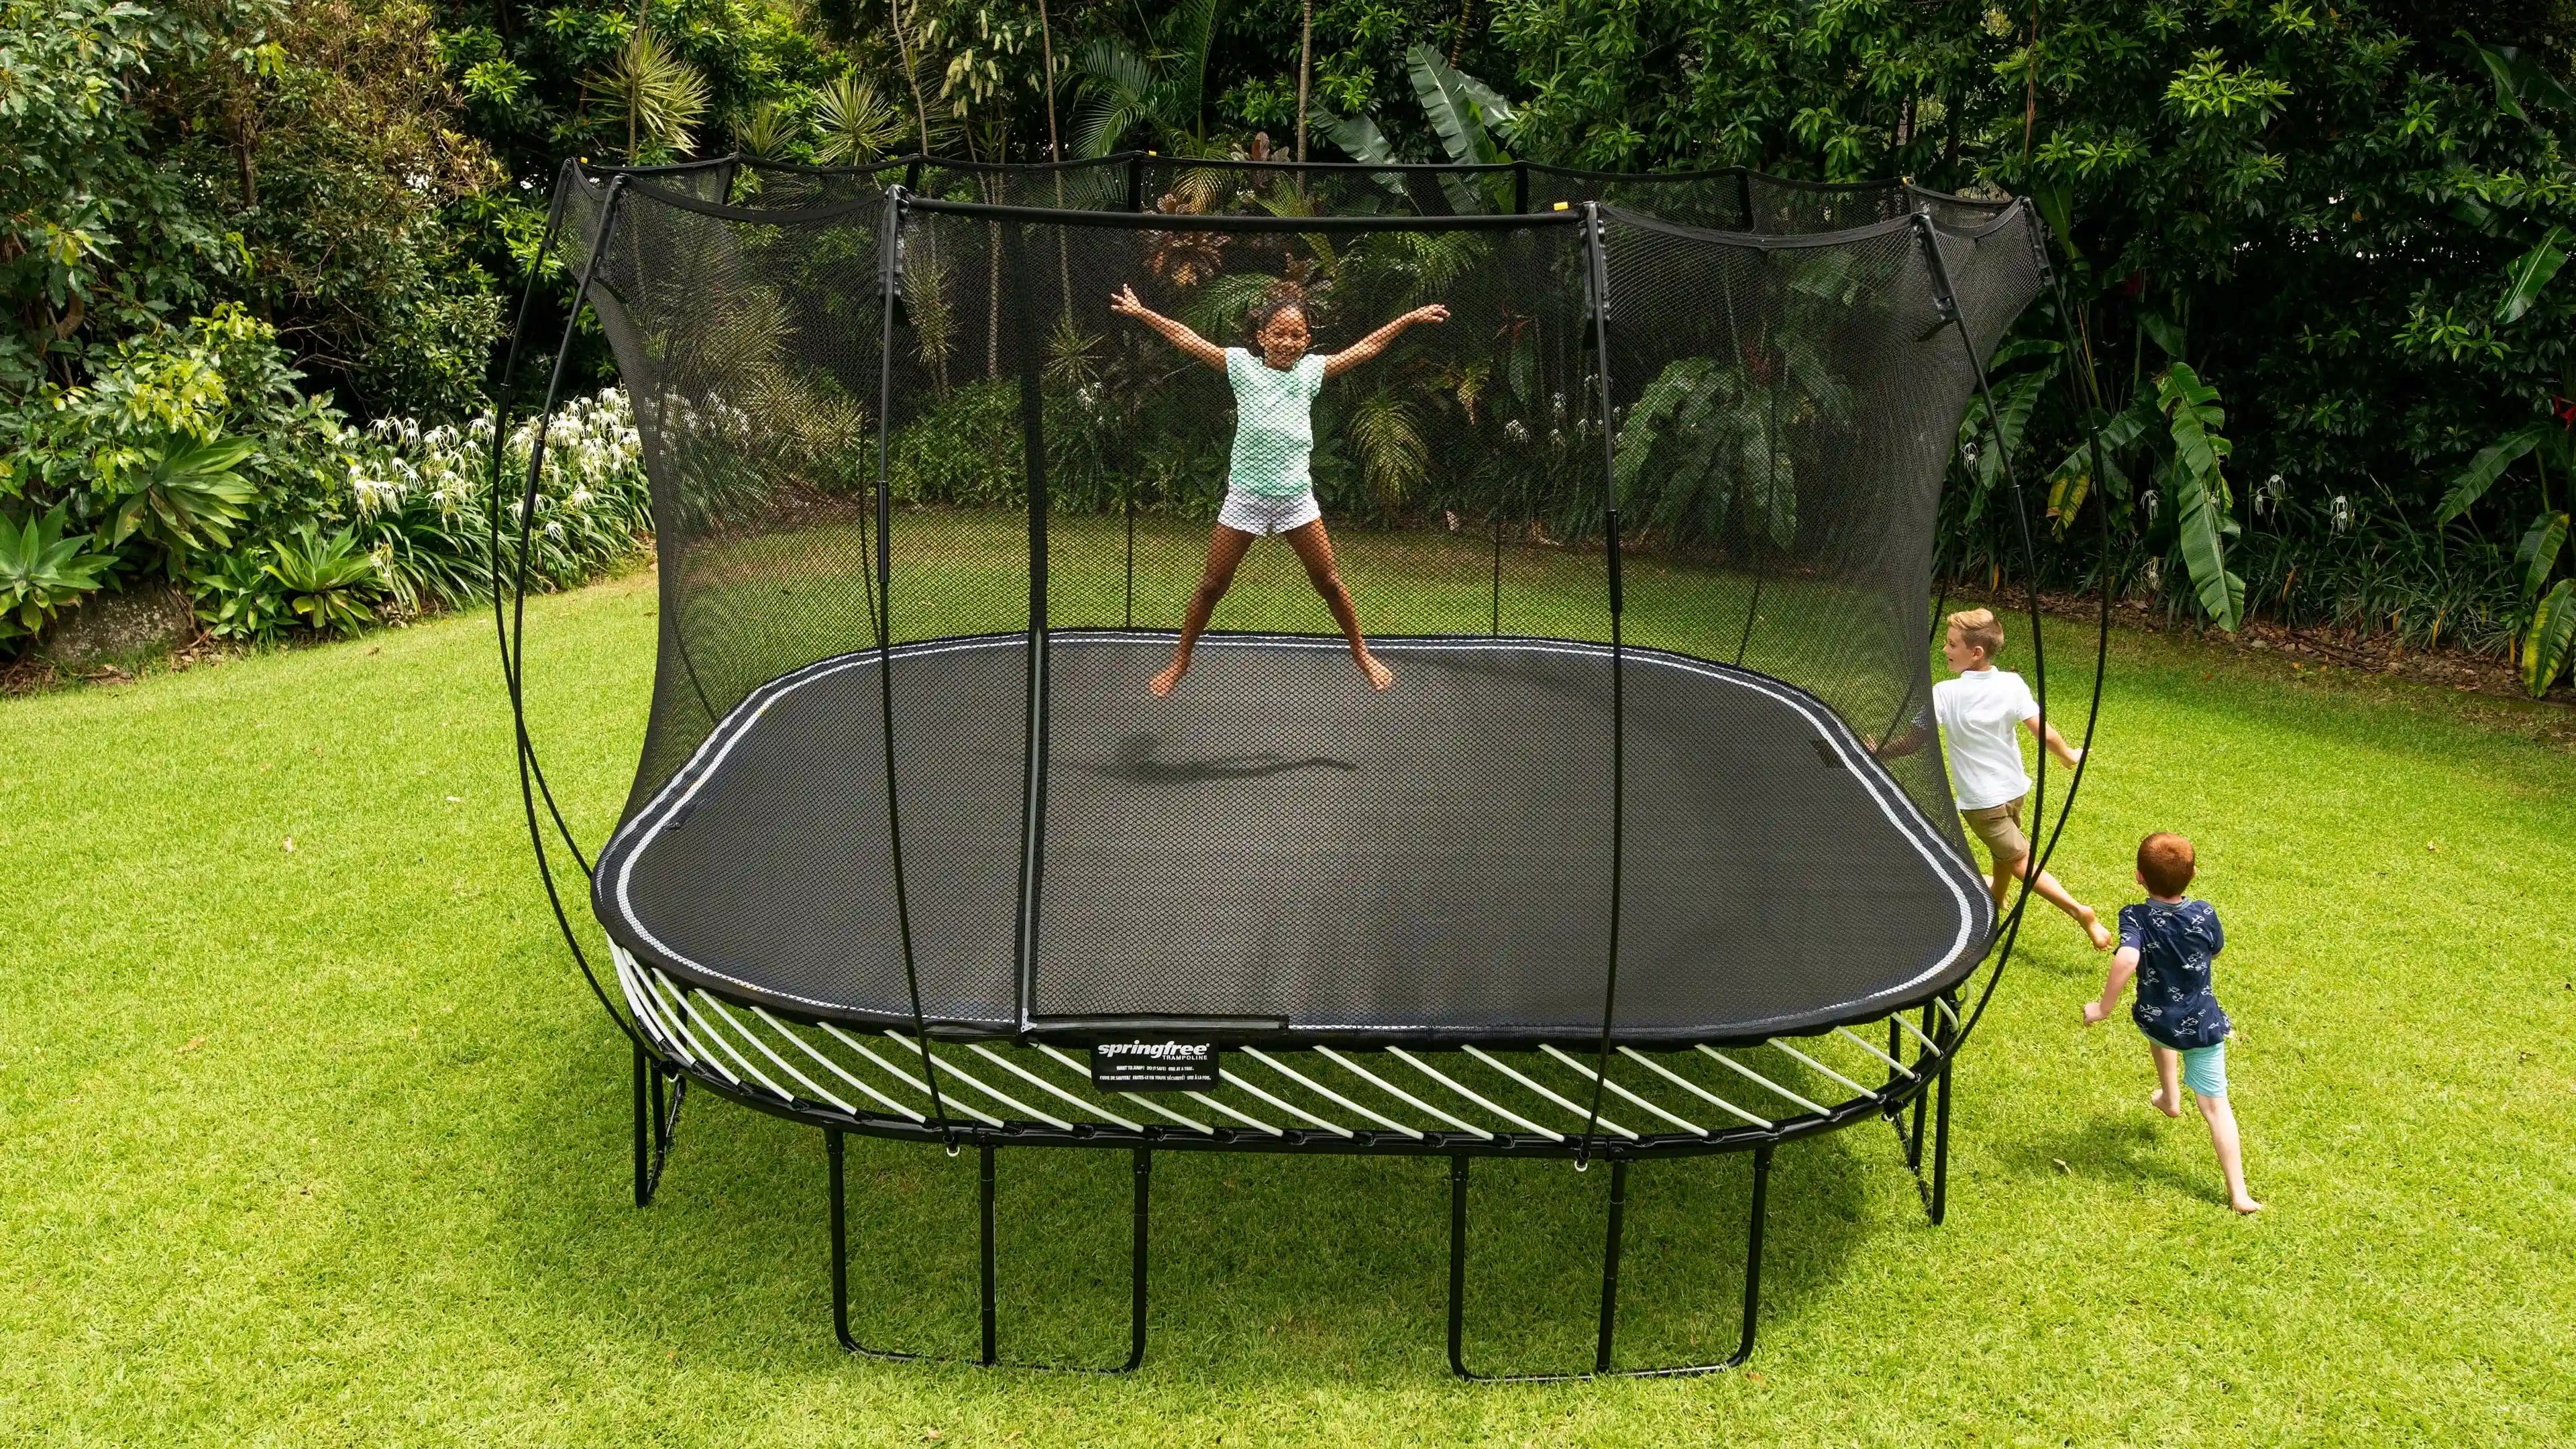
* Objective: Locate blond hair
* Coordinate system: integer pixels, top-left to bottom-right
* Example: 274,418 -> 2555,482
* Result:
1945,607 -> 2004,659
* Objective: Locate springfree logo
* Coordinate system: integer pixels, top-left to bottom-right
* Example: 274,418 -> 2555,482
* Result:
1089,1040 -> 1222,1091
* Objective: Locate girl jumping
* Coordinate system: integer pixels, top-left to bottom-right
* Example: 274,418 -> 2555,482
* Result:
1108,281 -> 1447,696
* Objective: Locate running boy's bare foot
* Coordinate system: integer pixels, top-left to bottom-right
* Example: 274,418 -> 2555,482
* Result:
2148,1087 -> 2184,1118
2078,905 -> 2113,951
2230,1194 -> 2266,1215
1356,651 -> 1393,690
1151,659 -> 1188,697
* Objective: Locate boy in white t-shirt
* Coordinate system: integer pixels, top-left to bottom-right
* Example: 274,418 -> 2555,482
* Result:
1880,608 -> 2110,949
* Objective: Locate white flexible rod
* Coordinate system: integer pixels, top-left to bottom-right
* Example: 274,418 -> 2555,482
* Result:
1615,1046 -> 1770,1129
1696,1045 -> 1831,1117
1463,1046 -> 1637,1140
967,1042 -> 1144,1132
1241,1048 -> 1422,1139
1314,1047 -> 1493,1139
1386,1048 -> 1562,1140
751,1006 -> 925,1122
1766,1037 -> 1879,1102
816,1023 -> 1006,1127
699,994 -> 857,1114
885,1031 -> 1075,1131
1539,1043 -> 1707,1136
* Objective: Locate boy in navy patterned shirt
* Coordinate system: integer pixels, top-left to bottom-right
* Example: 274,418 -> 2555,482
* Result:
2082,832 -> 2263,1213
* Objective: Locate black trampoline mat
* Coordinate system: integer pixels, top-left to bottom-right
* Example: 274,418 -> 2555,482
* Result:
596,633 -> 1988,1042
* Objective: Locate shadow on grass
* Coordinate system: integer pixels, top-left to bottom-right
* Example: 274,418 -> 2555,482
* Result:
486,1039 -> 1899,1383
2015,1111 -> 2221,1209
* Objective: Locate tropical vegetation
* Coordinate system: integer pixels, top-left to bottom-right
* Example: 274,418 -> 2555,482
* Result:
4,0 -> 2575,692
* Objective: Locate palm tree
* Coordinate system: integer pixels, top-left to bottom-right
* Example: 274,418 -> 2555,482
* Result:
587,28 -> 711,162
814,74 -> 908,164
1069,0 -> 1222,158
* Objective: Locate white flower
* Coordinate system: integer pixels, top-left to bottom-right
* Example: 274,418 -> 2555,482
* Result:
1505,419 -> 1529,443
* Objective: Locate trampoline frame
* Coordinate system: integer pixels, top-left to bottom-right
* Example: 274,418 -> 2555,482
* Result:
494,152 -> 2111,1380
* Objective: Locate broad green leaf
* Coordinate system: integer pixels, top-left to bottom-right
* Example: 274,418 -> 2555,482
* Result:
157,434 -> 258,479
2523,578 -> 2576,696
2032,185 -> 2078,261
1324,111 -> 1394,165
2497,225 -> 2569,324
2518,510 -> 2570,602
2140,313 -> 2187,360
2462,36 -> 2576,125
2159,362 -> 2241,630
1407,44 -> 1507,170
2436,422 -> 2548,523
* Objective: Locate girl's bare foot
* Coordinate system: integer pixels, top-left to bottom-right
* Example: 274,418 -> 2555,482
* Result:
1151,659 -> 1187,697
1357,652 -> 1393,690
2231,1195 -> 2265,1214
2148,1087 -> 2184,1118
2079,906 -> 2113,951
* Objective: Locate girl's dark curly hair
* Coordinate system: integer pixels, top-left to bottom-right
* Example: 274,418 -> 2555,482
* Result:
1244,283 -> 1311,345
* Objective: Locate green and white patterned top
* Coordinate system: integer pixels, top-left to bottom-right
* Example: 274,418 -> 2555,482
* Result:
1224,347 -> 1328,498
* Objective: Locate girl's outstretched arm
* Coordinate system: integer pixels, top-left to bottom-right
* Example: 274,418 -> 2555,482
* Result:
1110,284 -> 1225,370
1324,303 -> 1450,378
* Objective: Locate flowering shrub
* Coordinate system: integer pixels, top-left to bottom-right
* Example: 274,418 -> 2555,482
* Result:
353,387 -> 653,615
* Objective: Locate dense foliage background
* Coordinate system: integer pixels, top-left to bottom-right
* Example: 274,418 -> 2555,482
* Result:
6,0 -> 2576,688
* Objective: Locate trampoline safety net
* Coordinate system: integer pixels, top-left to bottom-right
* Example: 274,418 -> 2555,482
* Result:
564,156 -> 2044,1047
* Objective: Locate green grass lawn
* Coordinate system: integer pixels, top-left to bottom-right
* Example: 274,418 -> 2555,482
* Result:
5,553 -> 2574,1445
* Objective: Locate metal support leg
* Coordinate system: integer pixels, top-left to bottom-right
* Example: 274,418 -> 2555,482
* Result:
1596,1159 -> 1628,1374
979,1142 -> 999,1366
633,1045 -> 680,1207
822,1131 -> 1147,1371
1733,1144 -> 1771,1366
1446,1155 -> 1470,1377
1125,1148 -> 1152,1372
828,1129 -> 860,1353
1907,1007 -> 1933,1171
1929,1057 -> 1953,1226
1448,1148 -> 1770,1381
633,1043 -> 650,1207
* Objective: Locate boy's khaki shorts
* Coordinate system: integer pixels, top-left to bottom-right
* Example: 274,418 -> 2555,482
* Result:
1960,796 -> 2030,867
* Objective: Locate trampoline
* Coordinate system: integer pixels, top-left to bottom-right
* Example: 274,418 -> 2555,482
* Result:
498,152 -> 2102,1379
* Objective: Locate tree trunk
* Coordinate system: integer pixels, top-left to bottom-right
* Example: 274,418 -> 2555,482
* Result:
890,0 -> 934,155
1295,0 -> 1312,162
1038,0 -> 1061,162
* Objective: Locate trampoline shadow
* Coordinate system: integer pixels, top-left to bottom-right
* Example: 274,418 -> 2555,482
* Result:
486,1047 -> 1888,1382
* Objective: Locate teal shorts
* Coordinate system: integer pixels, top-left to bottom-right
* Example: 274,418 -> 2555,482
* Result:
2178,1042 -> 2228,1099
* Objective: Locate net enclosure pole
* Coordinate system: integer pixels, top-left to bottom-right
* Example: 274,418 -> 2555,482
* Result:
871,186 -> 955,1141
1912,208 -> 2055,1062
1012,219 -> 1051,1032
1576,201 -> 1627,1167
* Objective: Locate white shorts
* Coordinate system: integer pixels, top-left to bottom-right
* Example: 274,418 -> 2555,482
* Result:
1216,489 -> 1322,537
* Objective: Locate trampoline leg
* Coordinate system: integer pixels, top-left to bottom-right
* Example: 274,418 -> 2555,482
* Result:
633,1043 -> 651,1208
1731,1144 -> 1772,1367
1907,1008 -> 1932,1171
827,1128 -> 857,1353
1448,1149 -> 1769,1381
1928,1058 -> 1953,1226
1445,1155 -> 1471,1379
1595,1159 -> 1628,1374
1124,1148 -> 1152,1372
979,1143 -> 999,1367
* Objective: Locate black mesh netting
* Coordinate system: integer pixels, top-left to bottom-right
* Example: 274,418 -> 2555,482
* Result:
562,156 -> 2041,1044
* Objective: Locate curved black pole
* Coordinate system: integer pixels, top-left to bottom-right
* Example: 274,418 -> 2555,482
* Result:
869,186 -> 957,1144
1576,203 -> 1625,1169
490,170 -> 649,1055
